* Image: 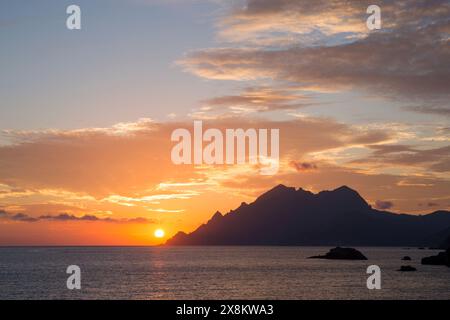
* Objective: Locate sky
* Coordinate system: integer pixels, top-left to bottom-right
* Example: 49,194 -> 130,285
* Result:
0,0 -> 449,245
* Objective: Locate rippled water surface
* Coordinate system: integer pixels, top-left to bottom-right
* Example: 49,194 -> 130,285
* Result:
0,246 -> 449,299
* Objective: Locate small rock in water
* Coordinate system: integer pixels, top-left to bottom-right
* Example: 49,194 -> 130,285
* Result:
401,256 -> 412,261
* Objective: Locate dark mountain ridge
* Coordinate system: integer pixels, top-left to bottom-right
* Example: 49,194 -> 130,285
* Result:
165,185 -> 450,247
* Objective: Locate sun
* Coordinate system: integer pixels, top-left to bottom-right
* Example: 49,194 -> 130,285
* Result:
154,228 -> 165,238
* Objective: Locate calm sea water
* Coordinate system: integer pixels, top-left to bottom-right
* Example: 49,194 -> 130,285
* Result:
0,246 -> 449,300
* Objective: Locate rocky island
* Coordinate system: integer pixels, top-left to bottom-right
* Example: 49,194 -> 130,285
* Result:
308,247 -> 368,260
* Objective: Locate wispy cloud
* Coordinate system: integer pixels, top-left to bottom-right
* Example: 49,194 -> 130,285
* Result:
289,161 -> 318,172
351,145 -> 450,173
200,86 -> 313,115
404,105 -> 450,117
102,193 -> 201,207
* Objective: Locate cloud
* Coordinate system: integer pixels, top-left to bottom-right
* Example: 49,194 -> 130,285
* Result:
102,193 -> 200,207
405,105 -> 450,117
218,0 -> 368,44
0,119 -> 200,198
289,161 -> 318,172
146,208 -> 185,213
179,0 -> 450,100
180,33 -> 450,99
375,200 -> 394,210
368,144 -> 416,155
6,212 -> 38,222
426,202 -> 439,207
200,86 -> 313,115
352,144 -> 450,173
219,0 -> 449,44
0,211 -> 154,224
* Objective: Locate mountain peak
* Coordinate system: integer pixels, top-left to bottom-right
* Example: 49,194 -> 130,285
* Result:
334,185 -> 357,193
209,211 -> 223,223
318,185 -> 369,210
272,184 -> 291,191
265,184 -> 296,195
255,184 -> 296,203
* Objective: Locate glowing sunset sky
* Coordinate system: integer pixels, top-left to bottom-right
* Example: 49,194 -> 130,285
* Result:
0,0 -> 449,245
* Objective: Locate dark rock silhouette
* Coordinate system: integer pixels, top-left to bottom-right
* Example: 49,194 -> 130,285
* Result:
165,185 -> 450,246
421,249 -> 450,267
402,256 -> 412,261
308,247 -> 367,260
398,265 -> 417,271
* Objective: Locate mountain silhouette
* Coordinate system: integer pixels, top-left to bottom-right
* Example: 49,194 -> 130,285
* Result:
165,185 -> 450,246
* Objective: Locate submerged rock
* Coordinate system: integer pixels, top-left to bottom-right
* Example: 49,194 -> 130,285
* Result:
398,265 -> 417,272
308,247 -> 367,260
421,249 -> 450,267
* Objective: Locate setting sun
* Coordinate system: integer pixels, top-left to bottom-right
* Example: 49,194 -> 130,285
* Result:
154,229 -> 165,238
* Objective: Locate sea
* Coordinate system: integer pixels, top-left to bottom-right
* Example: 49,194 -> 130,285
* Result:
0,246 -> 449,300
